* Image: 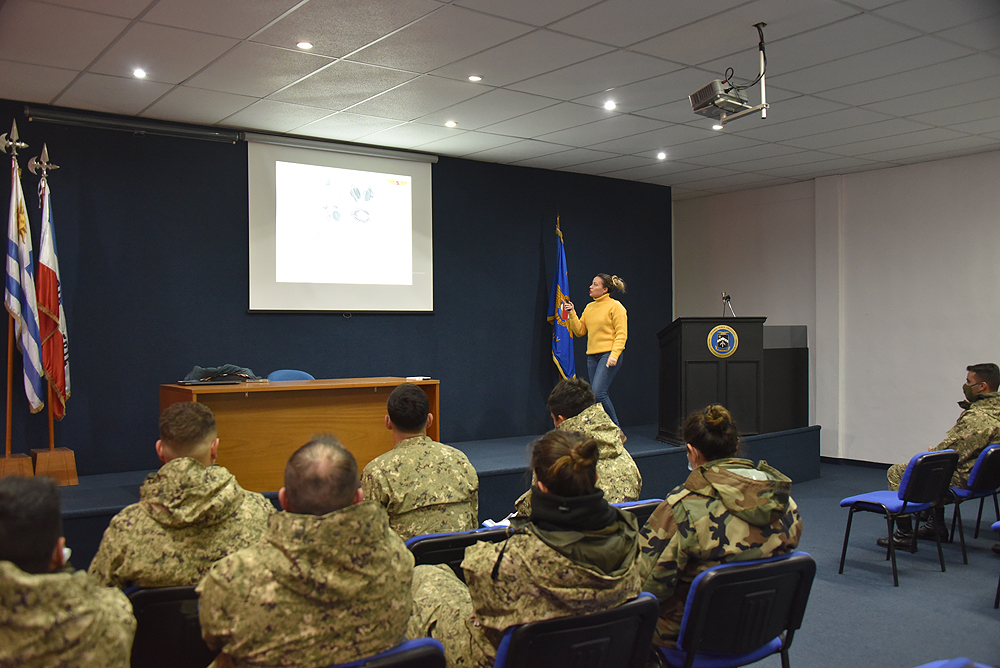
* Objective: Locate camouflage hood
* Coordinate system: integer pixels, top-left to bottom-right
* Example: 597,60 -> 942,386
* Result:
520,506 -> 640,577
560,404 -> 626,460
684,458 -> 793,527
141,457 -> 249,529
263,500 -> 412,601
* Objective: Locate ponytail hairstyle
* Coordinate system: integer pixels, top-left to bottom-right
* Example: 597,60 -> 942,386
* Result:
597,273 -> 627,296
531,430 -> 600,497
683,404 -> 740,462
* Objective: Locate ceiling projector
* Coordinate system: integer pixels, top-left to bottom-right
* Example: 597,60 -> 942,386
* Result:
689,80 -> 753,120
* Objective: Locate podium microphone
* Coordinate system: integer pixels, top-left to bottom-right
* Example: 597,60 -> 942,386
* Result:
721,292 -> 737,317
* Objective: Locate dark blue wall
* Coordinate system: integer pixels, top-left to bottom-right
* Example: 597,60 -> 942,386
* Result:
1,99 -> 672,475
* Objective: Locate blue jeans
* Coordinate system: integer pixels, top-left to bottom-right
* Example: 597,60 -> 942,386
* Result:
588,352 -> 621,427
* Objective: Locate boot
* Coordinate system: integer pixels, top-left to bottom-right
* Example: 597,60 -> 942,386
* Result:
915,506 -> 950,542
876,515 -> 916,552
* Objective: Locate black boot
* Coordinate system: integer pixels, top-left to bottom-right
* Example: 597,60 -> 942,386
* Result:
915,507 -> 950,542
876,515 -> 916,552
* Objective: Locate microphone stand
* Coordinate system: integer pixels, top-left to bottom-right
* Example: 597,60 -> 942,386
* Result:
721,292 -> 737,317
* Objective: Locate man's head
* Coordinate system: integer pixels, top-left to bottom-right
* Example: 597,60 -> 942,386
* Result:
547,378 -> 596,425
966,363 -> 1000,394
0,476 -> 65,574
279,435 -> 362,516
156,402 -> 219,466
385,383 -> 431,434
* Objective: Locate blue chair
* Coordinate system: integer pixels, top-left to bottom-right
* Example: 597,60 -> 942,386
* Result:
839,449 -> 959,586
127,586 -> 219,668
323,638 -> 446,668
493,592 -> 659,668
913,659 -> 995,668
406,527 -> 510,581
993,520 -> 1000,609
612,498 -> 664,527
655,552 -> 816,668
948,444 -> 1000,544
267,369 -> 315,381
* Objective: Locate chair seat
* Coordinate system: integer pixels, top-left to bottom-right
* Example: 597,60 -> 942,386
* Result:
840,490 -> 933,515
949,487 -> 991,501
660,637 -> 782,668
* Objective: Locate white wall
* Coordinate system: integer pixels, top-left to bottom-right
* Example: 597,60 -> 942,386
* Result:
673,150 -> 1000,464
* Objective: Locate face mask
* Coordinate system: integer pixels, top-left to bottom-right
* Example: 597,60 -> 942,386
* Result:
963,383 -> 979,401
687,458 -> 694,471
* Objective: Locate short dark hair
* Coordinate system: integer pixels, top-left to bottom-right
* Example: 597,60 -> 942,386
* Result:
531,430 -> 599,497
684,404 -> 740,462
0,476 -> 62,574
547,378 -> 595,419
160,402 -> 217,453
968,363 -> 1000,392
387,383 -> 429,432
283,435 -> 359,515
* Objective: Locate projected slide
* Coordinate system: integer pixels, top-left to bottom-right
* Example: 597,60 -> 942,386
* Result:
275,161 -> 412,285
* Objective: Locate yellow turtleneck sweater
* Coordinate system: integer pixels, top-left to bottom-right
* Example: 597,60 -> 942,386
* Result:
568,293 -> 627,358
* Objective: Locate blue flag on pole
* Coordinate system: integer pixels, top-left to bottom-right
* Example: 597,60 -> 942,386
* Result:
547,220 -> 575,379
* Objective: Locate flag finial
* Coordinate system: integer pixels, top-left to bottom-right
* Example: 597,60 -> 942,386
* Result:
29,144 -> 59,178
1,120 -> 28,156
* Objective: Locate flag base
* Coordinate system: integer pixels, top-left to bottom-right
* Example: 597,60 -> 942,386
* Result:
31,447 -> 78,486
0,453 -> 34,478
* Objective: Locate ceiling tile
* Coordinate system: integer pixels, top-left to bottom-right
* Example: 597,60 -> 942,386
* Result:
549,0 -> 738,47
512,148 -> 617,169
681,142 -> 805,168
463,140 -> 570,162
296,113 -> 404,141
141,86 -> 257,125
854,135 -> 999,162
55,73 -> 173,115
600,160 -> 693,181
824,127 -> 972,156
431,30 -> 614,87
351,5 -> 532,72
143,0 -> 301,40
872,0 -> 1000,33
935,18 -> 1000,52
185,42 -> 333,98
508,50 -> 680,100
252,0 -> 441,57
585,123 -> 717,155
416,89 -> 558,130
0,61 -> 78,105
42,0 -> 149,18
734,107 -> 892,143
535,114 -> 663,147
221,100 -> 332,133
346,75 -> 482,121
782,119 -> 938,151
0,0 -> 131,70
863,73 -> 1000,117
269,61 -> 417,110
946,116 -> 1000,136
476,102 -> 607,138
452,0 -> 600,27
562,155 -> 655,175
359,122 -> 457,149
414,131 -> 519,155
907,98 -> 1000,128
90,23 -> 239,84
756,155 -> 878,179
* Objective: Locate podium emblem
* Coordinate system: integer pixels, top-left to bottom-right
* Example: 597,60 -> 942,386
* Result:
707,325 -> 739,358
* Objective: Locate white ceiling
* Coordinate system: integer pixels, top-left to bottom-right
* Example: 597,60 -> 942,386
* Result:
1,0 -> 999,199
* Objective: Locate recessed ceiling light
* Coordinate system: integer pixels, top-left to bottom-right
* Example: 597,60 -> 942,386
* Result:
657,152 -> 666,160
712,123 -> 724,131
468,75 -> 482,82
604,100 -> 616,110
133,68 -> 146,79
445,121 -> 457,128
297,41 -> 313,50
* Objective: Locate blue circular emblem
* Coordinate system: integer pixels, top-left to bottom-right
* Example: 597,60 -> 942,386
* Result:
707,325 -> 739,358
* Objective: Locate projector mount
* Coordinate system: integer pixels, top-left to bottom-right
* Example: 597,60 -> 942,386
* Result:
689,23 -> 769,127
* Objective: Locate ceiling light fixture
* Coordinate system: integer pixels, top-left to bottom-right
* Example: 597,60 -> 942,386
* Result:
133,68 -> 146,78
445,121 -> 457,128
468,75 -> 482,82
712,124 -> 724,131
297,41 -> 313,50
657,152 -> 666,160
604,100 -> 616,110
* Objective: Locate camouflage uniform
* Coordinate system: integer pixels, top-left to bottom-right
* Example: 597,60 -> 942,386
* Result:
408,507 -> 642,668
0,561 -> 136,668
361,435 -> 479,540
887,393 -> 1000,491
639,458 -> 802,647
198,500 -> 414,668
514,404 -> 642,515
89,457 -> 274,588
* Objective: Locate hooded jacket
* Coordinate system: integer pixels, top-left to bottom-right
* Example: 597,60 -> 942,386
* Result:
638,458 -> 802,647
936,392 -> 1000,486
89,457 -> 274,588
197,500 -> 413,668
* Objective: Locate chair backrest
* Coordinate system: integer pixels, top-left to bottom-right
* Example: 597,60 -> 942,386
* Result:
324,638 -> 446,668
674,552 -> 816,659
494,593 -> 660,668
967,444 -> 1000,492
128,586 -> 219,668
406,527 -> 509,581
612,499 -> 664,528
267,369 -> 316,381
898,449 -> 959,504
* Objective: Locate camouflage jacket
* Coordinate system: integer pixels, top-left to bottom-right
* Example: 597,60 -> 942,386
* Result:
638,458 -> 802,647
0,561 -> 136,668
515,404 -> 642,515
460,507 -> 643,664
933,392 -> 1000,486
197,500 -> 414,668
361,435 -> 479,540
89,457 -> 274,587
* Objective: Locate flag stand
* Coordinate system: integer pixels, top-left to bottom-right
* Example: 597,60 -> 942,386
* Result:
30,384 -> 76,485
2,315 -> 33,477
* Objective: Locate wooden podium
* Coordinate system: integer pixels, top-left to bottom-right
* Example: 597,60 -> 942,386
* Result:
160,377 -> 439,492
657,317 -> 766,444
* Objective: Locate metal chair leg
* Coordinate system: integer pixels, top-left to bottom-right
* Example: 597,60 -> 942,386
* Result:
975,497 -> 985,539
838,508 -> 855,574
954,502 -> 967,565
886,515 -> 899,587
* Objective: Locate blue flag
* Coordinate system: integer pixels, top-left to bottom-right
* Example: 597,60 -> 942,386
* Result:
547,222 -> 575,379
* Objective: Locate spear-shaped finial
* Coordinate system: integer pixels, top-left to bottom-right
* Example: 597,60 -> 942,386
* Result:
0,120 -> 28,156
28,143 -> 59,177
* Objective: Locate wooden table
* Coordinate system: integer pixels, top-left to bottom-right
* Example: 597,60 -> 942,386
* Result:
160,377 -> 440,492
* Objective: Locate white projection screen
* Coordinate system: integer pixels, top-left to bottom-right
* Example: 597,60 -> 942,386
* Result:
247,137 -> 434,311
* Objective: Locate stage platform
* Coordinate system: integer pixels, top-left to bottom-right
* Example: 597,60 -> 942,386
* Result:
57,424 -> 820,571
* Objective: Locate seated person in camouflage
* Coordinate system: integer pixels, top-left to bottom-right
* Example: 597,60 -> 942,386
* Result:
408,430 -> 642,668
877,362 -> 1000,552
639,404 -> 802,649
362,383 -> 479,539
198,435 -> 414,668
0,476 -> 136,668
89,402 -> 274,588
515,377 -> 641,515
